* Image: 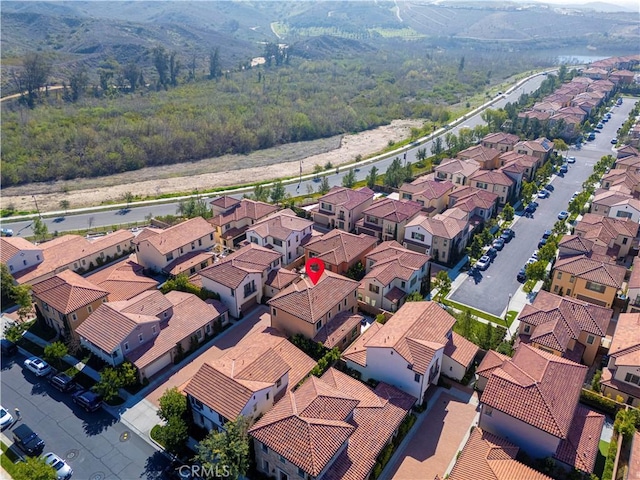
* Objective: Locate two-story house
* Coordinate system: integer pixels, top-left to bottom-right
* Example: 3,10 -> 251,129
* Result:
359,241 -> 430,312
516,290 -> 612,365
626,256 -> 640,313
479,345 -> 604,474
591,190 -> 640,222
399,177 -> 455,216
480,132 -> 520,153
199,243 -> 282,318
355,198 -> 422,242
77,290 -> 228,380
268,271 -> 362,351
448,186 -> 499,226
434,158 -> 481,186
550,255 -> 626,308
574,213 -> 639,261
31,270 -> 109,339
312,186 -> 374,232
209,197 -> 279,248
133,217 -> 215,274
498,151 -> 539,182
457,145 -> 502,170
86,258 -> 159,301
403,211 -> 470,264
11,231 -> 134,285
513,137 -> 553,165
246,209 -> 313,266
304,229 -> 377,275
469,170 -> 515,205
183,326 -> 316,432
0,236 -> 43,277
600,313 -> 640,407
249,367 -> 415,480
343,301 -> 478,402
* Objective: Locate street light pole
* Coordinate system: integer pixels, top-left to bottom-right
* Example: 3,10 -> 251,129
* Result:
32,195 -> 41,218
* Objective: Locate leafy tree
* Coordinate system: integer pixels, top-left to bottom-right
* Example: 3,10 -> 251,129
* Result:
538,241 -> 557,263
458,309 -> 473,339
209,48 -> 222,80
1,263 -> 16,307
404,161 -> 414,182
94,362 -> 138,402
123,62 -> 141,92
156,417 -> 188,456
270,180 -> 286,205
342,168 -> 356,188
14,284 -> 33,322
123,191 -> 134,208
405,292 -> 424,302
525,261 -> 546,282
153,46 -> 169,87
345,261 -> 365,281
467,235 -> 483,261
433,270 -> 452,301
32,216 -> 48,242
416,148 -> 427,162
520,181 -> 536,204
481,227 -> 493,246
384,157 -> 404,188
44,341 -> 68,368
169,51 -> 181,86
59,199 -> 70,214
553,138 -> 569,158
366,166 -> 379,189
68,67 -> 89,102
319,177 -> 330,195
13,52 -> 51,108
13,455 -> 57,480
156,387 -> 189,455
313,164 -> 324,176
195,416 -> 250,480
501,203 -> 514,222
481,108 -> 508,131
252,183 -> 270,202
158,387 -> 188,423
480,321 -> 494,350
431,137 -> 444,160
177,196 -> 211,219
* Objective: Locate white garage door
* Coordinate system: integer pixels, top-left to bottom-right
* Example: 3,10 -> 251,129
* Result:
143,352 -> 172,379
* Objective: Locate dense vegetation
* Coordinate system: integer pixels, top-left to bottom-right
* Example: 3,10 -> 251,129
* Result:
1,48 -> 536,187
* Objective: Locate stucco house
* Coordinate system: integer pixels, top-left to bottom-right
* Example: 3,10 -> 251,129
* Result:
480,132 -> 521,153
399,177 -> 455,216
403,211 -> 470,264
469,169 -> 515,205
249,367 -> 415,480
199,243 -> 282,318
448,186 -> 499,226
355,198 -> 422,243
457,144 -> 502,170
591,190 -> 640,222
0,236 -> 43,277
600,313 -> 640,408
359,241 -> 430,312
513,137 -> 553,164
498,151 -> 539,183
77,290 -> 228,380
479,345 -> 604,474
311,186 -> 374,232
86,258 -> 159,301
209,197 -> 279,248
626,256 -> 640,314
268,271 -> 361,351
434,158 -> 481,186
183,326 -> 316,432
574,213 -> 639,261
304,229 -> 377,275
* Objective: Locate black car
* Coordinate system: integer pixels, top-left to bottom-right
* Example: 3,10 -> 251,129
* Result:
517,268 -> 527,283
72,390 -> 103,412
1,339 -> 18,356
545,184 -> 554,192
542,230 -> 552,239
486,247 -> 498,260
538,238 -> 548,249
49,372 -> 77,393
12,424 -> 45,456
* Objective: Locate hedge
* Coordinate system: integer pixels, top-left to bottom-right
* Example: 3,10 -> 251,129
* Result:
369,414 -> 417,479
580,389 -> 621,416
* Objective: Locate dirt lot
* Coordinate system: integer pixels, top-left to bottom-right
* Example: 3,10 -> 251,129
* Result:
1,119 -> 422,213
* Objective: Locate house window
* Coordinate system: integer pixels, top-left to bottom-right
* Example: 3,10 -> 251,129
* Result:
557,272 -> 562,280
297,467 -> 305,478
272,308 -> 277,316
587,335 -> 595,345
210,233 -> 214,241
192,397 -> 203,410
244,281 -> 256,298
74,262 -> 78,269
567,289 -> 572,296
197,330 -> 203,340
44,303 -> 49,312
625,373 -> 640,386
266,392 -> 270,400
352,327 -> 358,338
138,333 -> 144,343
414,373 -> 420,383
554,285 -> 559,293
524,325 -> 531,334
71,313 -> 77,321
253,404 -> 257,412
152,326 -> 157,334
117,245 -> 121,253
87,305 -> 93,314
367,216 -> 378,225
231,289 -> 235,297
82,259 -> 86,265
401,281 -> 406,289
199,239 -> 202,246
166,253 -> 174,261
273,239 -> 283,247
569,275 -> 575,283
484,406 -> 493,417
623,237 -> 628,245
411,231 -> 425,242
616,211 -> 633,219
280,455 -> 286,464
191,242 -> 196,250
402,193 -> 412,200
36,255 -> 41,261
276,378 -> 282,388
585,281 -> 606,293
124,342 -> 129,351
263,459 -> 270,472
316,320 -> 322,331
206,324 -> 211,334
369,284 -> 380,294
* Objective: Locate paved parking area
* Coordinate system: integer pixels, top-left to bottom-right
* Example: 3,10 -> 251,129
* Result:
383,388 -> 479,480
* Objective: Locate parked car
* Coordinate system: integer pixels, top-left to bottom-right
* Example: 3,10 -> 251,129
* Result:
538,238 -> 548,249
0,405 -> 13,430
49,373 -> 77,393
72,390 -> 102,412
23,356 -> 52,377
12,424 -> 45,456
611,138 -> 618,144
587,132 -> 596,141
545,184 -> 554,192
517,268 -> 527,282
492,238 -> 505,251
558,210 -> 569,220
0,228 -> 13,237
524,204 -> 536,215
597,123 -> 604,129
486,247 -> 498,260
531,250 -> 539,260
1,339 -> 18,356
537,190 -> 549,199
571,192 -> 580,201
567,156 -> 576,163
559,165 -> 569,173
475,255 -> 491,271
41,452 -> 73,480
542,230 -> 552,239
500,228 -> 515,243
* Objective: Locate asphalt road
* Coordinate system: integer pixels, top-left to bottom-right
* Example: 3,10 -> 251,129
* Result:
1,74 -> 550,237
449,97 -> 638,316
1,351 -> 170,480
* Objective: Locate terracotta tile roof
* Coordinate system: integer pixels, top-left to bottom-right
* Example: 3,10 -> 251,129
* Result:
268,271 -> 359,323
558,106 -> 588,117
265,268 -> 300,290
470,169 -> 515,187
116,289 -> 173,317
163,251 -> 215,276
458,144 -> 501,164
199,243 -> 282,288
532,100 -> 563,112
449,428 -> 553,480
247,210 -> 313,240
630,432 -> 640,480
499,151 -> 539,169
134,217 -> 214,255
553,255 -> 626,288
444,332 -> 480,369
407,213 -> 467,240
12,231 -> 134,285
342,322 -> 383,367
317,186 -> 374,210
86,257 -> 158,301
592,189 -> 634,207
304,230 -> 377,267
481,345 -> 587,438
481,132 -> 521,147
210,195 -> 241,209
313,311 -> 363,349
126,291 -> 227,371
383,286 -> 407,304
476,350 -> 510,379
400,177 -> 455,199
364,241 -> 429,285
617,145 -> 640,160
615,154 -> 640,170
629,256 -> 640,289
209,199 -> 279,227
449,185 -> 499,211
576,213 -> 639,244
609,313 -> 640,366
518,110 -> 551,121
559,235 -> 595,257
601,366 -> 640,399
500,161 -> 528,175
517,137 -> 553,153
0,236 -> 41,263
362,198 -> 422,223
31,270 -> 108,314
249,368 -> 414,480
361,302 -> 455,375
554,404 -> 605,472
183,326 -> 315,420
435,158 -> 481,177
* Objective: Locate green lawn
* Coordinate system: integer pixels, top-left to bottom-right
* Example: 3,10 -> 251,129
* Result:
594,440 -> 609,480
1,441 -> 21,477
443,299 -> 509,327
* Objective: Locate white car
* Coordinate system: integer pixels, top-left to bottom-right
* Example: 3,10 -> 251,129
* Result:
537,190 -> 549,199
0,405 -> 13,429
475,255 -> 491,271
23,356 -> 52,377
41,452 -> 73,480
567,156 -> 576,163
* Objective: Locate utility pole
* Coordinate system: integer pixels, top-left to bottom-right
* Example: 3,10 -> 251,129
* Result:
32,195 -> 41,218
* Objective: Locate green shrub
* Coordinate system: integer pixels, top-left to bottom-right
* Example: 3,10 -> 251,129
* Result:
580,389 -> 619,416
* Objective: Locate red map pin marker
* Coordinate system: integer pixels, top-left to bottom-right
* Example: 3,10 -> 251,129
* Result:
305,258 -> 325,286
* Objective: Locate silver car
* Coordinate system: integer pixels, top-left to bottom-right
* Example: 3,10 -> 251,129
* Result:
42,452 -> 73,480
0,405 -> 13,429
23,356 -> 52,377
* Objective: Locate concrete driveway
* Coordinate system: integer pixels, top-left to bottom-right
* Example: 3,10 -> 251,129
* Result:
383,387 -> 479,480
145,305 -> 271,406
